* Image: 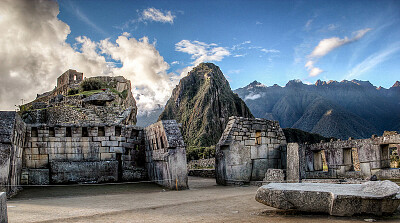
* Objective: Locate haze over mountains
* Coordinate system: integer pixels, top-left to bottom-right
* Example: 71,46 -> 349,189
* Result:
235,79 -> 400,139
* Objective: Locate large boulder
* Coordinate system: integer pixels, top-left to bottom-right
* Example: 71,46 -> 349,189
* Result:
255,180 -> 400,216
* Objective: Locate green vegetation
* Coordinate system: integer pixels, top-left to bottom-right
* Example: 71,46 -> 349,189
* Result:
80,79 -> 103,91
19,104 -> 32,113
186,146 -> 215,161
67,88 -> 79,95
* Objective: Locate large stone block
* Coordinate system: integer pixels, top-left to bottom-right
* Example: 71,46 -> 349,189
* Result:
256,181 -> 400,216
28,169 -> 49,185
0,192 -> 7,223
101,141 -> 119,147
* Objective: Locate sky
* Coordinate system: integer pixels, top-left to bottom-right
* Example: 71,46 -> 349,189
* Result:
0,0 -> 399,113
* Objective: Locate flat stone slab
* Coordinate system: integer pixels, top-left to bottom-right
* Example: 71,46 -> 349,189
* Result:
255,180 -> 400,216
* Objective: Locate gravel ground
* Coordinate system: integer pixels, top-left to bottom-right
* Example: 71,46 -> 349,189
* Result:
6,177 -> 400,223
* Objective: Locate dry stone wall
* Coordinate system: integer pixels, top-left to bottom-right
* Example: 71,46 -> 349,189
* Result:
287,133 -> 400,181
23,124 -> 146,184
145,120 -> 188,190
216,116 -> 287,185
0,112 -> 25,197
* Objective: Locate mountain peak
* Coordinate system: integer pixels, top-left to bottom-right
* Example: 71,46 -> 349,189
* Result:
159,64 -> 253,147
246,80 -> 266,89
285,79 -> 304,87
392,81 -> 400,88
350,79 -> 374,88
315,79 -> 327,86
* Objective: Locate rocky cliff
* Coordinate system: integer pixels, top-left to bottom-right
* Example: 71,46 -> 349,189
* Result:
235,79 -> 400,139
159,63 -> 253,147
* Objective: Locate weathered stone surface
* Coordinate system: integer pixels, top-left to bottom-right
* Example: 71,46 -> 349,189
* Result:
255,181 -> 400,216
216,116 -> 286,185
0,192 -> 7,223
264,169 -> 285,182
145,120 -> 188,190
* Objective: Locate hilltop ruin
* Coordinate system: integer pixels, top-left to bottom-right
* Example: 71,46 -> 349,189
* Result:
0,70 -> 188,198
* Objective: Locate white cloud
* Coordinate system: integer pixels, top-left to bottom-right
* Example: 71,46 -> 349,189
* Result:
305,28 -> 372,77
68,2 -> 108,36
231,40 -> 251,50
175,40 -> 230,65
0,0 -> 179,113
345,42 -> 400,79
244,93 -> 262,101
310,28 -> 371,58
261,49 -> 280,53
305,19 -> 313,30
256,21 -> 262,25
233,54 -> 246,57
227,69 -> 241,74
175,40 -> 230,77
327,24 -> 338,31
141,8 -> 175,24
171,61 -> 180,65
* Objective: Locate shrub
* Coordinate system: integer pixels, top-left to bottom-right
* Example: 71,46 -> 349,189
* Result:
67,88 -> 79,95
186,146 -> 215,161
80,79 -> 103,91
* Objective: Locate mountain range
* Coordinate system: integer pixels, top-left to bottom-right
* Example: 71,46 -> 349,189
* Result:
234,79 -> 400,139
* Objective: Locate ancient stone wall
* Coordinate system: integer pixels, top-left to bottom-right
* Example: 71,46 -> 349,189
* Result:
187,158 -> 215,169
0,192 -> 6,223
216,116 -> 287,185
0,111 -> 26,197
287,133 -> 400,180
145,120 -> 188,190
23,124 -> 146,184
188,169 -> 215,178
56,69 -> 83,96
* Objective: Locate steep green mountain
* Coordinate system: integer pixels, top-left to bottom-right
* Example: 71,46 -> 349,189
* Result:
235,79 -> 400,139
159,63 -> 253,147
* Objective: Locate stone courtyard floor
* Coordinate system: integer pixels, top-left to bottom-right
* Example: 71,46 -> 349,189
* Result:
6,177 -> 400,223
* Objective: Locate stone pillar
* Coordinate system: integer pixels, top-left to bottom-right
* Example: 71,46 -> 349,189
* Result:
286,143 -> 305,183
0,192 -> 7,223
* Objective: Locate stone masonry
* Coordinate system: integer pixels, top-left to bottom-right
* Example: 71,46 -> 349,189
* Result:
286,132 -> 400,182
0,112 -> 25,197
22,123 -> 146,185
216,116 -> 287,185
145,120 -> 188,190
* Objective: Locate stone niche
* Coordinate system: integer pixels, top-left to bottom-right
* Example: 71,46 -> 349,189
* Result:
216,116 -> 287,185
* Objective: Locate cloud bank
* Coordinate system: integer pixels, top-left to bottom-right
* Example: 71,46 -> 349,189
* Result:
0,0 -> 178,114
305,28 -> 371,77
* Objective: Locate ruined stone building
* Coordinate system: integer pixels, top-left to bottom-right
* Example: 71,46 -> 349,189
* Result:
215,117 -> 400,185
216,117 -> 287,185
286,133 -> 400,183
0,70 -> 188,197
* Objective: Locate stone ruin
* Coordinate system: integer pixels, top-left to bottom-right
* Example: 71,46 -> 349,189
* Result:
0,70 -> 188,201
214,116 -> 400,185
215,116 -> 287,185
286,133 -> 400,183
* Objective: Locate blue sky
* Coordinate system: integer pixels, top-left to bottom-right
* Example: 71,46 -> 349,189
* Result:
58,0 -> 400,89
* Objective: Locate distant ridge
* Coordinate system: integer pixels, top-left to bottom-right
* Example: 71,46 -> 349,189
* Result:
235,79 -> 400,139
